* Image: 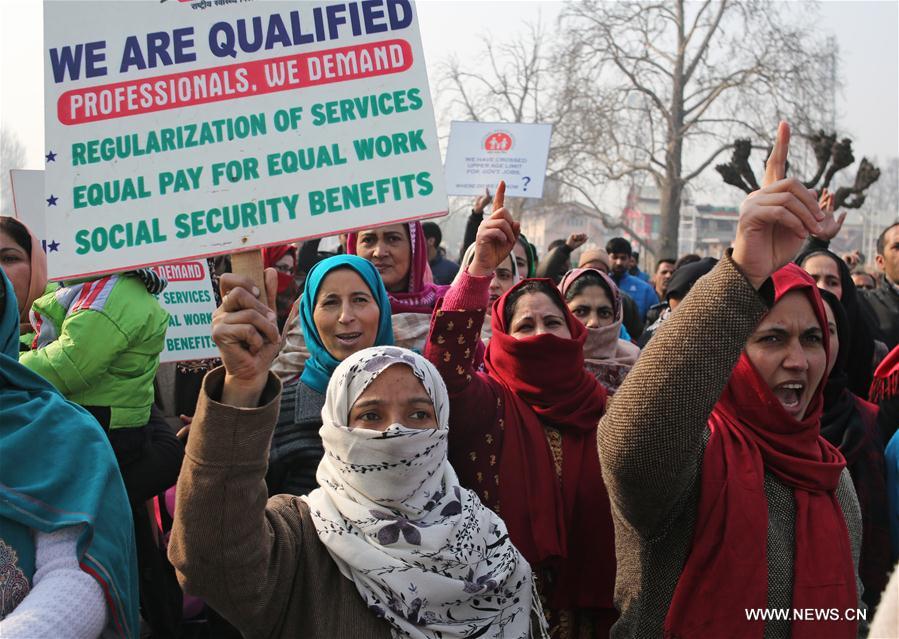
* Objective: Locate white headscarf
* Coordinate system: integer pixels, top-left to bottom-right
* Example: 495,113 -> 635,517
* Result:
302,346 -> 542,639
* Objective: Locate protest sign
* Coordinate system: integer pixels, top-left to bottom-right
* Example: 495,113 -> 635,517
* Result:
443,121 -> 552,198
11,168 -> 219,361
153,260 -> 219,363
44,0 -> 447,280
10,170 -> 54,253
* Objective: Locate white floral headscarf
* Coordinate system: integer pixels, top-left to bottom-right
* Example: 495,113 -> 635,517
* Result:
302,346 -> 543,638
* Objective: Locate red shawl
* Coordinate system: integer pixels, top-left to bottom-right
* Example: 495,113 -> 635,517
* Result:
484,278 -> 615,611
870,345 -> 899,403
347,221 -> 448,314
665,264 -> 857,638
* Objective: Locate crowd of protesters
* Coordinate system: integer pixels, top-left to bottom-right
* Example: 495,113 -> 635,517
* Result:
2,121 -> 899,639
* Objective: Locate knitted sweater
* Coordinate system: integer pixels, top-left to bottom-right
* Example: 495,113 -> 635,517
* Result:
598,255 -> 866,639
168,367 -> 392,639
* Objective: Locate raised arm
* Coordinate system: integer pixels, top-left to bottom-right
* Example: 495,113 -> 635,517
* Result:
457,189 -> 492,262
599,122 -> 827,534
168,270 -> 307,637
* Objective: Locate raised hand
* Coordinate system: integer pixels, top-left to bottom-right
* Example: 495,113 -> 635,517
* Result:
732,122 -> 824,289
472,187 -> 493,215
566,233 -> 588,250
213,268 -> 280,407
467,181 -> 521,277
811,188 -> 847,242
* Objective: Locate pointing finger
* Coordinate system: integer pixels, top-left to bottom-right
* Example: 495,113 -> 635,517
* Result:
493,180 -> 506,212
763,121 -> 790,187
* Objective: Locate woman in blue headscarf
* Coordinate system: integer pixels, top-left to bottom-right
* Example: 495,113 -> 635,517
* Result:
0,270 -> 139,638
263,254 -> 393,496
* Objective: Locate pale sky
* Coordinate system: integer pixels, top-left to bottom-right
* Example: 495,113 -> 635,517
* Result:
2,0 -> 897,202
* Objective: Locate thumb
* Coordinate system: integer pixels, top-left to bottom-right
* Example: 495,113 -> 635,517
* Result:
763,121 -> 790,187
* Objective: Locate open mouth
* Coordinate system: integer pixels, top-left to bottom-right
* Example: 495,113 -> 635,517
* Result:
772,382 -> 806,415
335,332 -> 362,347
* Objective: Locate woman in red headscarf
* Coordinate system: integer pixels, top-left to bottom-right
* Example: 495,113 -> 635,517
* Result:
262,244 -> 299,332
599,123 -> 864,638
425,182 -> 617,638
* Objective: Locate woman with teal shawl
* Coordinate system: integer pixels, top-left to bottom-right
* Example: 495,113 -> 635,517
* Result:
0,270 -> 138,637
266,255 -> 394,496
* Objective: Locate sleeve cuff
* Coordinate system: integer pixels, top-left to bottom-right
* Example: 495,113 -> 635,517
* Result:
186,367 -> 282,467
441,270 -> 491,311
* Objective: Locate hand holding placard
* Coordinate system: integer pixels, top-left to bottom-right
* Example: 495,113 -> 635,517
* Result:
215,268 -> 279,407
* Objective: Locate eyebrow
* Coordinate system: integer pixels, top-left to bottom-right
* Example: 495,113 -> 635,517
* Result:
352,396 -> 433,410
320,290 -> 371,298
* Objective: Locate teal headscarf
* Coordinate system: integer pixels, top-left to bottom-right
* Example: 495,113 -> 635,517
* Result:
0,270 -> 139,637
299,255 -> 394,394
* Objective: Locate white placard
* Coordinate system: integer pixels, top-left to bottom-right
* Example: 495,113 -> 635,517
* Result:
443,121 -> 552,198
154,260 -> 219,363
44,0 -> 446,280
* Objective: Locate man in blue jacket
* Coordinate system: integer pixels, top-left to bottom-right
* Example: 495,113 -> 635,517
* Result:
606,237 -> 659,320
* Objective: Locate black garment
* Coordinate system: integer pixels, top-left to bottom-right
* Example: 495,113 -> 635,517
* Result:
860,278 -> 899,350
265,379 -> 327,496
620,293 -> 643,340
819,289 -> 890,610
665,257 -> 718,302
296,238 -> 344,279
458,209 -> 484,263
104,407 -> 186,638
795,239 -> 877,396
536,244 -> 573,284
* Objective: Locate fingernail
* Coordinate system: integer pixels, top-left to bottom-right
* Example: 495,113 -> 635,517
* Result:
815,223 -> 824,233
252,286 -> 260,297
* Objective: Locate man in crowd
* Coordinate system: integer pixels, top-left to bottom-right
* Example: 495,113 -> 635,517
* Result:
652,258 -> 676,302
861,222 -> 899,349
606,237 -> 659,320
422,221 -> 460,285
628,251 -> 651,281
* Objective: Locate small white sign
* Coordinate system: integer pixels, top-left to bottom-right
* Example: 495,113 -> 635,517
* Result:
44,0 -> 447,280
444,121 -> 552,198
153,260 -> 219,363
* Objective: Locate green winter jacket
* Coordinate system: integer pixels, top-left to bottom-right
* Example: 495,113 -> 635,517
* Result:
19,273 -> 168,429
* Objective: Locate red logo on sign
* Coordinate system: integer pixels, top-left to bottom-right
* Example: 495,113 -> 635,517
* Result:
483,131 -> 513,152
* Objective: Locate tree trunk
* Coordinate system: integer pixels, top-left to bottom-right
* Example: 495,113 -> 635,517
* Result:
658,0 -> 686,259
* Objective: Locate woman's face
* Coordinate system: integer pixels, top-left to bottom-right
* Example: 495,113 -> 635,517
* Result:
487,254 -> 516,315
274,253 -> 296,275
567,283 -> 615,329
355,224 -> 411,293
802,254 -> 843,300
744,290 -> 826,419
348,364 -> 438,431
0,230 -> 31,316
512,241 -> 528,273
508,292 -> 572,340
823,300 -> 840,378
313,269 -> 381,361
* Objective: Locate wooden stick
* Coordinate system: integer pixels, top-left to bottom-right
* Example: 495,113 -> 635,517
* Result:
230,249 -> 266,303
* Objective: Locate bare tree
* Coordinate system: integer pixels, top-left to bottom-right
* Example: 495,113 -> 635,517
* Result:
437,21 -> 654,250
555,0 -> 837,257
1,127 -> 27,216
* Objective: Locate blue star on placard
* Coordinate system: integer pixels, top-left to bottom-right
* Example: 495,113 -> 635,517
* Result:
46,195 -> 58,206
47,240 -> 60,252
45,151 -> 57,162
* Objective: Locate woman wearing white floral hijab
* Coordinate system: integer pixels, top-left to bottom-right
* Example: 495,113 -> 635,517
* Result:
169,267 -> 545,639
305,346 -> 544,638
